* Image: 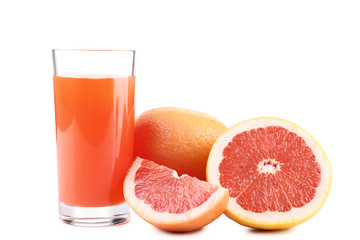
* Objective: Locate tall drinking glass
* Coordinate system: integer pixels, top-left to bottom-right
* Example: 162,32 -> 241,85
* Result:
52,49 -> 135,226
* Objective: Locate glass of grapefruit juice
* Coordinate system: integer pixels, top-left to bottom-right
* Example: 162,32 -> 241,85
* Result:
52,49 -> 135,226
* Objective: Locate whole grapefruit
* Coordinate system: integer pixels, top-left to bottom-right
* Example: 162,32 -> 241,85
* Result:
134,107 -> 227,180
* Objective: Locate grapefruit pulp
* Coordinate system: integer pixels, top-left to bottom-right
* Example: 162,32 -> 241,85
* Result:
124,157 -> 229,232
207,117 -> 332,230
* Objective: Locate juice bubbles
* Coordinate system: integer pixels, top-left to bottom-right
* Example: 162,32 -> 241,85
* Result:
53,75 -> 135,207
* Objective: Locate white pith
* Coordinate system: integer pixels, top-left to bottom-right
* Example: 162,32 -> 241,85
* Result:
258,159 -> 282,174
207,117 -> 332,225
124,157 -> 228,224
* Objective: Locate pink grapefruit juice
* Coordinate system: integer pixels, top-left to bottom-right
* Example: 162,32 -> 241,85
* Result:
53,75 -> 135,207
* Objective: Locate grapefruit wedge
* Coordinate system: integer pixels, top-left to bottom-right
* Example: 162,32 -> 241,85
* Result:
207,117 -> 332,230
124,157 -> 229,232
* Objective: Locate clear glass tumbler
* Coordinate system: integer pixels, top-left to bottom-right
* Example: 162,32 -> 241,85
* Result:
52,49 -> 135,226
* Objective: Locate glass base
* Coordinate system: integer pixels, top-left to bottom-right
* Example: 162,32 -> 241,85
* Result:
59,202 -> 130,227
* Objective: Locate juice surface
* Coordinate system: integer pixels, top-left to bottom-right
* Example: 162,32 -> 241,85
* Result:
53,75 -> 135,207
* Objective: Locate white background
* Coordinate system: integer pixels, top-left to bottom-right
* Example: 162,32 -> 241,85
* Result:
0,0 -> 359,239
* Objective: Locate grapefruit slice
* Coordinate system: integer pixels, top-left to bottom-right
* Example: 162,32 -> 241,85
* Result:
206,117 -> 332,230
124,157 -> 229,232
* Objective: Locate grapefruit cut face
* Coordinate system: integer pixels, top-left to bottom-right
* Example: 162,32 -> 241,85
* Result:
124,157 -> 229,232
207,117 -> 332,230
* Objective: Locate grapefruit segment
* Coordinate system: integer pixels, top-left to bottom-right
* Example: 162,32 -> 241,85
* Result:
207,117 -> 332,230
124,157 -> 229,232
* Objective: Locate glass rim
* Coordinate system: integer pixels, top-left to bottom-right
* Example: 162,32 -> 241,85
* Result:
52,49 -> 136,76
52,49 -> 136,53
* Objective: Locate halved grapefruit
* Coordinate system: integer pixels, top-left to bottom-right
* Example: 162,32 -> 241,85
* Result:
206,117 -> 332,230
124,157 -> 229,232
